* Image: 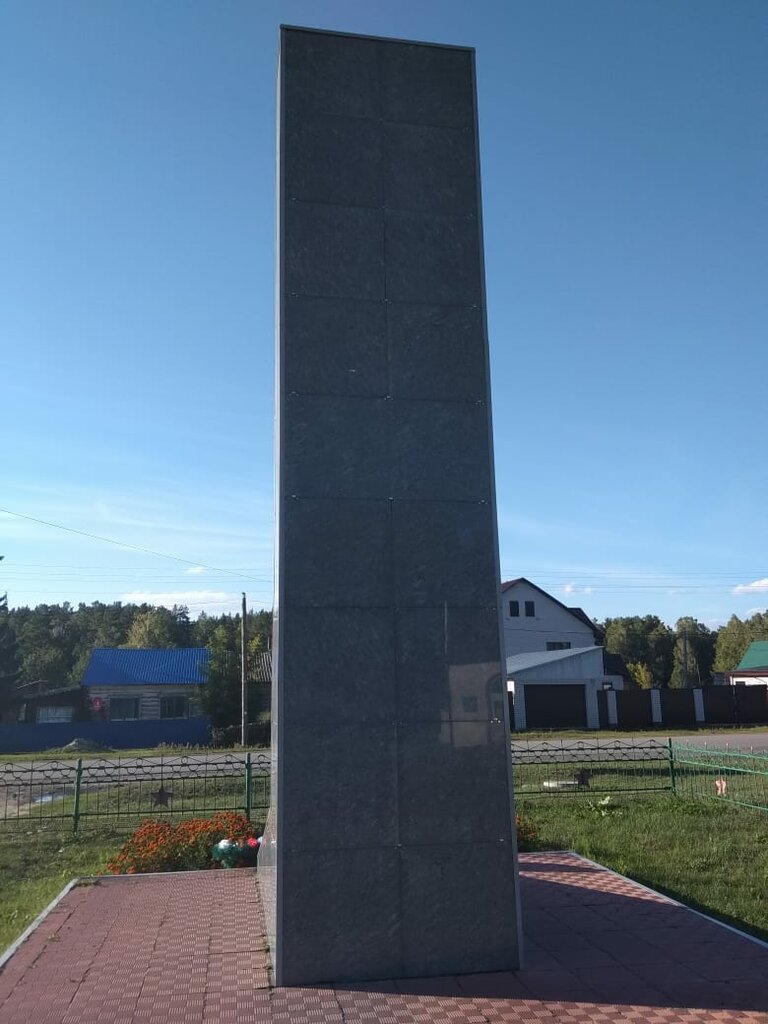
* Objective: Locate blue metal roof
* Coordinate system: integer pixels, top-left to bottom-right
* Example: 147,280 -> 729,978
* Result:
82,648 -> 211,687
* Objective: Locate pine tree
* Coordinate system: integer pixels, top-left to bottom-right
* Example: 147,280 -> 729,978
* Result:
0,591 -> 20,711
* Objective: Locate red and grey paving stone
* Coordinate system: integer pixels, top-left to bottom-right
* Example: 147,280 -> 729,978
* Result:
1,852 -> 767,1023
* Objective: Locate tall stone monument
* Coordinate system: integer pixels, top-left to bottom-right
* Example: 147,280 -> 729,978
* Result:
259,25 -> 522,986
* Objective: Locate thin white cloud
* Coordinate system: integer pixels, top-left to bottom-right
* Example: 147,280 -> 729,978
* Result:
186,566 -> 206,575
562,582 -> 595,597
121,590 -> 237,612
733,578 -> 768,595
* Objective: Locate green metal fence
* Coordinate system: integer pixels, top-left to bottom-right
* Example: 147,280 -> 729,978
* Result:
5,740 -> 767,838
0,753 -> 271,835
510,738 -> 672,797
670,742 -> 768,812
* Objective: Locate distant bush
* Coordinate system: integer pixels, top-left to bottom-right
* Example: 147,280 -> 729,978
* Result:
210,713 -> 271,749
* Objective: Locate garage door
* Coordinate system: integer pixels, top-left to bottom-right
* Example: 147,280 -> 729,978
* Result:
523,683 -> 587,729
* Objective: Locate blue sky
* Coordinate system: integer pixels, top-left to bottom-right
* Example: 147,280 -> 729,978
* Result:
2,0 -> 767,627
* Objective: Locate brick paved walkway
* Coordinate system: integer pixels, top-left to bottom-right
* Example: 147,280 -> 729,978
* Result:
1,852 -> 767,1023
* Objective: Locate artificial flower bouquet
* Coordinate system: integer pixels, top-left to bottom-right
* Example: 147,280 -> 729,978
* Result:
211,835 -> 262,869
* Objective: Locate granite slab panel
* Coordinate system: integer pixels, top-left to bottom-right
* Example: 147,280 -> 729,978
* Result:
282,607 -> 396,724
395,606 -> 504,721
282,30 -> 381,120
285,202 -> 384,300
285,113 -> 382,208
398,720 -> 513,844
381,42 -> 474,128
387,302 -> 487,402
282,497 -> 392,607
283,295 -> 388,398
399,841 -> 518,977
391,398 -> 491,501
281,847 -> 401,984
282,722 -> 398,849
273,27 -> 521,984
284,395 -> 492,501
385,210 -> 481,305
384,122 -> 476,215
283,394 -> 391,499
392,499 -> 498,606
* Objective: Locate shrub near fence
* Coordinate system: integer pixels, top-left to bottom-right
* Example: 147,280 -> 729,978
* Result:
0,752 -> 270,835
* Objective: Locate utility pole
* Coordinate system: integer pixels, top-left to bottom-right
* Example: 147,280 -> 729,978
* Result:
682,628 -> 689,688
241,592 -> 248,746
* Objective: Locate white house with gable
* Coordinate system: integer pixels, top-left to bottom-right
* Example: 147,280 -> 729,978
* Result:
501,578 -> 600,657
501,579 -> 627,730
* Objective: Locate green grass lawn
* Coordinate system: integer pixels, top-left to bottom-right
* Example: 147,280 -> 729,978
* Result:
4,780 -> 767,961
0,829 -> 124,953
0,785 -> 270,954
517,793 -> 768,942
0,792 -> 271,954
513,758 -> 672,797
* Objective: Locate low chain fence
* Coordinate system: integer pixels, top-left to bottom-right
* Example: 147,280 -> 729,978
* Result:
510,738 -> 673,797
0,753 -> 271,835
670,742 -> 768,812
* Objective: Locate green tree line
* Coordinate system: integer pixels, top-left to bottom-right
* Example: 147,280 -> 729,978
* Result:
1,600 -> 272,716
600,610 -> 768,688
2,595 -> 767,712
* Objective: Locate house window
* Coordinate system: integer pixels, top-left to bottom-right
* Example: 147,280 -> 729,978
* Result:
509,600 -> 520,617
525,601 -> 535,617
37,706 -> 73,723
109,697 -> 140,721
546,642 -> 571,651
160,696 -> 188,719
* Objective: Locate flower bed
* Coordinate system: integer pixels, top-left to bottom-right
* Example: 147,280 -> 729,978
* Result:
108,810 -> 536,874
107,812 -> 258,874
516,813 -> 537,849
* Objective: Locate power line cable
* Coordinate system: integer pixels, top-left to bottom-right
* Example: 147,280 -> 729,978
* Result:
0,507 -> 264,583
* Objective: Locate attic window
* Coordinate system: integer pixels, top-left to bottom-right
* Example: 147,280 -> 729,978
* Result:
546,642 -> 571,651
525,601 -> 535,617
509,600 -> 520,617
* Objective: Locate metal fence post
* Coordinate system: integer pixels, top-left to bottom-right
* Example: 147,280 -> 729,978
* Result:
244,751 -> 252,820
73,758 -> 83,833
668,738 -> 676,796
